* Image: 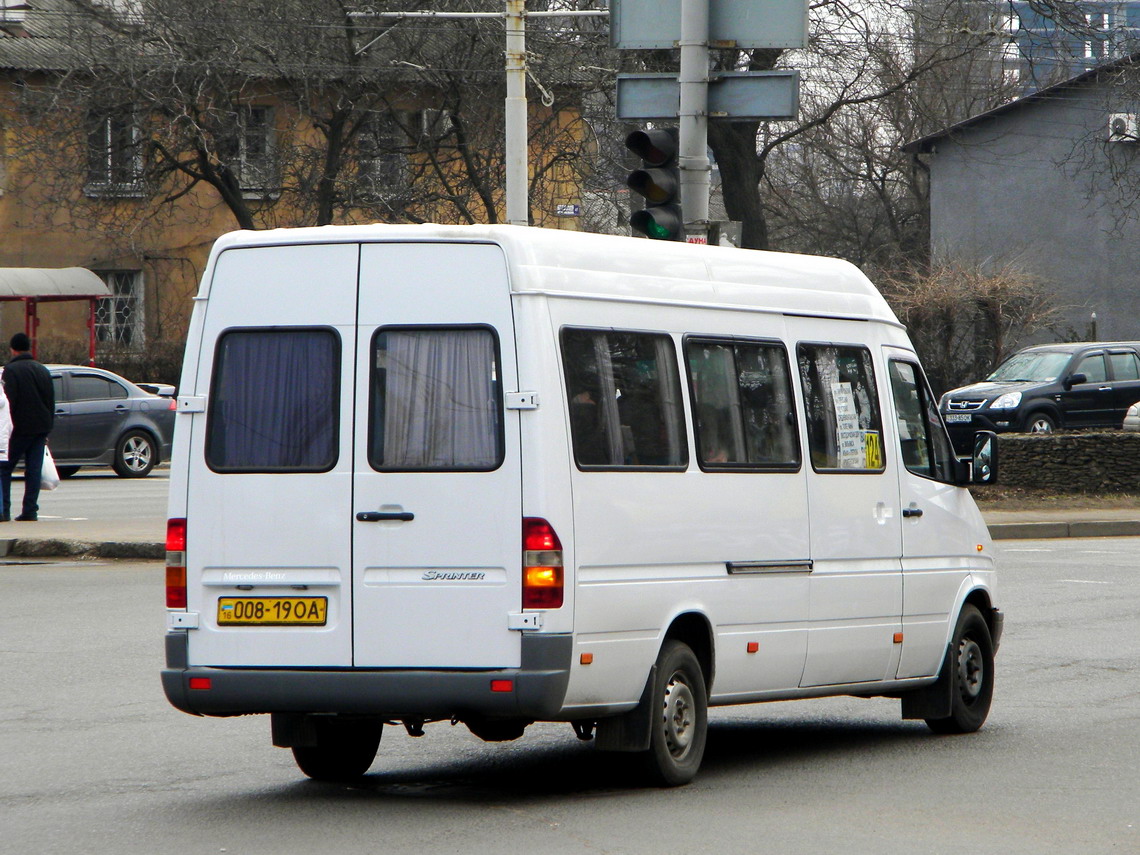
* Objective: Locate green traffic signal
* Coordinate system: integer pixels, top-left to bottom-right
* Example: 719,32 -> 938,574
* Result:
625,126 -> 683,241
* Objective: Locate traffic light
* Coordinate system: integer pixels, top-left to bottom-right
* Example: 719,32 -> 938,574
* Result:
625,127 -> 683,241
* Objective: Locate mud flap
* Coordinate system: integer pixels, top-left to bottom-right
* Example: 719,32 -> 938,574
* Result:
900,643 -> 953,720
594,665 -> 656,752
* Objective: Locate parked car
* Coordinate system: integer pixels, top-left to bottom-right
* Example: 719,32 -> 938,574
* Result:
940,341 -> 1140,453
45,365 -> 176,477
1124,401 -> 1140,431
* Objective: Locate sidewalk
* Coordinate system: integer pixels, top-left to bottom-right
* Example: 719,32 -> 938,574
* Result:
0,516 -> 165,560
2,505 -> 1140,560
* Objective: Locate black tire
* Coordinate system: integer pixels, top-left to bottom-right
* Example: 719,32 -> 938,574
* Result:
638,640 -> 708,787
926,604 -> 995,734
56,466 -> 80,479
1025,411 -> 1056,433
292,719 -> 382,782
112,430 -> 157,477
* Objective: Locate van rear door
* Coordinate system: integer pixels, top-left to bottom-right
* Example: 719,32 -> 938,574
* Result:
351,242 -> 523,668
185,243 -> 359,668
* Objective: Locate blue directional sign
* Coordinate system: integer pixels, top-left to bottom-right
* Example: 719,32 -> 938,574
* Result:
617,71 -> 800,121
611,0 -> 809,50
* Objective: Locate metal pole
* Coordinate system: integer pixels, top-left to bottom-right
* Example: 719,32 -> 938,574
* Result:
505,0 -> 528,226
678,0 -> 711,240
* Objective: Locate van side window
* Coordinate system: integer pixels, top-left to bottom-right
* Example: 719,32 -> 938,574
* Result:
888,360 -> 956,482
797,343 -> 885,472
369,327 -> 503,471
561,328 -> 687,469
685,338 -> 800,469
207,328 -> 339,472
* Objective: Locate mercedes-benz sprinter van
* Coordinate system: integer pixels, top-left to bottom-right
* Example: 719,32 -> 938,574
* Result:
163,224 -> 1002,786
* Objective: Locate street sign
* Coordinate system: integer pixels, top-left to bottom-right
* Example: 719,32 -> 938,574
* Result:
617,71 -> 800,121
611,0 -> 809,50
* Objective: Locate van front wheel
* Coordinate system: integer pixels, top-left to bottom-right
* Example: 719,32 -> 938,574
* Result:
925,604 -> 994,735
639,640 -> 708,787
292,719 -> 382,782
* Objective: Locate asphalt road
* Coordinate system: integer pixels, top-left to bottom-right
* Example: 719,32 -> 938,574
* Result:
0,538 -> 1136,855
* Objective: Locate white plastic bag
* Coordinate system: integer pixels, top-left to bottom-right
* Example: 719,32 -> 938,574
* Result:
41,446 -> 60,491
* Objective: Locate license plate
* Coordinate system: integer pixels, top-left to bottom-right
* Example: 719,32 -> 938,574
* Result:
944,413 -> 972,423
217,597 -> 327,626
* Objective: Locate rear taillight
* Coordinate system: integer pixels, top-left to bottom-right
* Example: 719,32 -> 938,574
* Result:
523,518 -> 563,609
168,398 -> 177,411
166,518 -> 187,609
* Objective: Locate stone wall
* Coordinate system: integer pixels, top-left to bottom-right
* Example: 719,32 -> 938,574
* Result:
995,431 -> 1140,493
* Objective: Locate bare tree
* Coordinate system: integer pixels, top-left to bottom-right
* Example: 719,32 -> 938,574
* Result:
879,259 -> 1059,394
4,0 -> 607,231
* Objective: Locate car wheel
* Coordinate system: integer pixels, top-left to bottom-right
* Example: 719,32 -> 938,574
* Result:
292,719 -> 382,782
637,640 -> 708,787
113,430 -> 157,477
1026,412 -> 1056,433
56,466 -> 80,479
925,604 -> 995,735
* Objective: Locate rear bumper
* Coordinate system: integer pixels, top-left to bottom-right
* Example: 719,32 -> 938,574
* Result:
161,632 -> 572,721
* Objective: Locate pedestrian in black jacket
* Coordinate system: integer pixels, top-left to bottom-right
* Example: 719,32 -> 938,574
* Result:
1,332 -> 54,521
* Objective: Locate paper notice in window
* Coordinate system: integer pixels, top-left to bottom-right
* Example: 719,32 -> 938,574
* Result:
832,382 -> 863,468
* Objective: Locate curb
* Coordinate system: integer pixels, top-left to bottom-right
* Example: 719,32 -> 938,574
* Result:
987,520 -> 1140,540
3,519 -> 1140,559
0,538 -> 165,560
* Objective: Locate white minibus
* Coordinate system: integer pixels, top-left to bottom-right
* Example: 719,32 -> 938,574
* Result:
163,224 -> 1002,786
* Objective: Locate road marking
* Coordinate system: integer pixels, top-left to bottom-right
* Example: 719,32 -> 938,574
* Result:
1059,579 -> 1111,585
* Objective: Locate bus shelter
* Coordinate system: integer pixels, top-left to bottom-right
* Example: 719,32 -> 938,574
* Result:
0,268 -> 110,365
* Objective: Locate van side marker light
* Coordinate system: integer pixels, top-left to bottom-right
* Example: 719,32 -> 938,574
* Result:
746,642 -> 759,654
490,680 -> 514,693
978,544 -> 985,552
580,653 -> 594,665
893,633 -> 904,644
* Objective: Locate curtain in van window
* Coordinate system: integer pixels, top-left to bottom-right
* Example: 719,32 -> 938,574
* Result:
207,329 -> 339,472
561,328 -> 687,468
372,328 -> 501,470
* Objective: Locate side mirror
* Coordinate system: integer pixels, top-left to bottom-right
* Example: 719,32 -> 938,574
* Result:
1063,372 -> 1087,391
971,430 -> 998,485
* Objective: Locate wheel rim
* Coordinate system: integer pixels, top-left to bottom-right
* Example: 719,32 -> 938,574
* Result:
957,637 -> 985,703
661,671 -> 696,760
122,436 -> 152,472
1029,418 -> 1053,433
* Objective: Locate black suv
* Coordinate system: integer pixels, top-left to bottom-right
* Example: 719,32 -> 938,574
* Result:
940,342 -> 1140,453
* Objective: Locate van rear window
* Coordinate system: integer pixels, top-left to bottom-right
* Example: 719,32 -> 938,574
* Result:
797,343 -> 885,472
206,328 -> 340,472
561,328 -> 687,469
369,327 -> 503,471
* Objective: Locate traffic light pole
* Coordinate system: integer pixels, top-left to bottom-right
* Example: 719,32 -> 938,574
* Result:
678,0 -> 711,242
505,0 -> 528,226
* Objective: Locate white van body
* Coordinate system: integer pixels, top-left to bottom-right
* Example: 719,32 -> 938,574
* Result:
163,224 -> 1002,785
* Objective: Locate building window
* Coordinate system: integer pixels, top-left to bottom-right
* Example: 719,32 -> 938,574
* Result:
235,106 -> 277,197
85,113 -> 144,197
355,112 -> 411,202
95,270 -> 143,348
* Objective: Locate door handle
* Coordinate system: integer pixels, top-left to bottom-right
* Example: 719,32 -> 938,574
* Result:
356,511 -> 414,522
902,507 -> 924,518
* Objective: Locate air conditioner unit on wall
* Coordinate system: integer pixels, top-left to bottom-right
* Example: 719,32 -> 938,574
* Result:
1108,113 -> 1138,141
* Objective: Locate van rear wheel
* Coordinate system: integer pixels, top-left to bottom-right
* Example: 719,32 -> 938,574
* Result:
925,604 -> 994,734
291,719 -> 382,782
638,640 -> 708,787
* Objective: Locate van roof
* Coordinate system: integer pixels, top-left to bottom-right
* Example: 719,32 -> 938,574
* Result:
207,224 -> 900,325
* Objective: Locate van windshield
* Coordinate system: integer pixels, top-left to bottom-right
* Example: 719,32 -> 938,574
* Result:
986,351 -> 1071,383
